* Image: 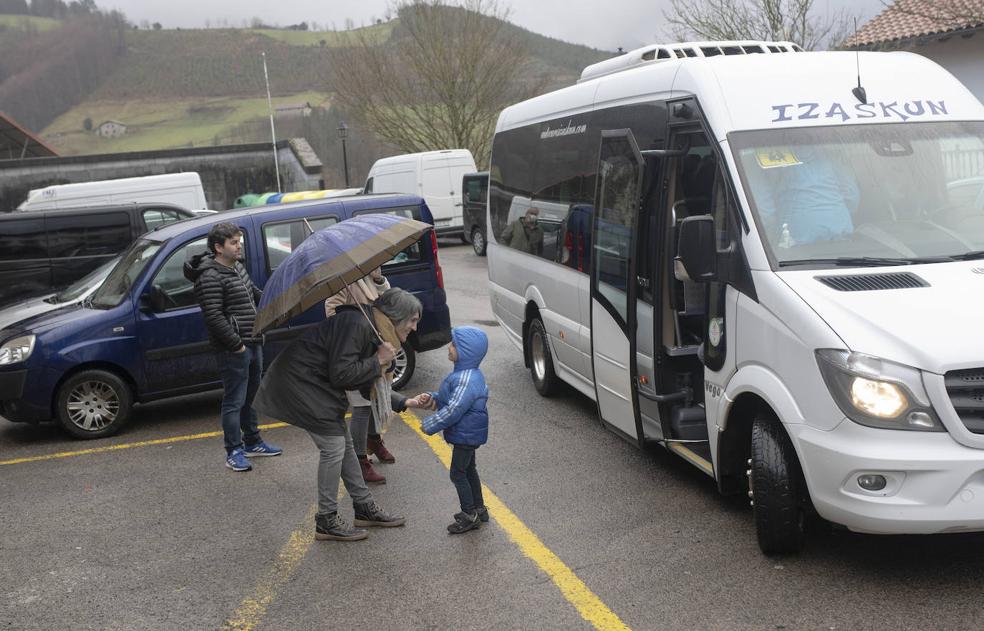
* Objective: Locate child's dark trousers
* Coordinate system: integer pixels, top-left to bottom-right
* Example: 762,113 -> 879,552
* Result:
450,444 -> 484,514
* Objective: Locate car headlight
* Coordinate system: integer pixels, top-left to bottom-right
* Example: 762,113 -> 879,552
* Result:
0,334 -> 36,366
816,349 -> 944,432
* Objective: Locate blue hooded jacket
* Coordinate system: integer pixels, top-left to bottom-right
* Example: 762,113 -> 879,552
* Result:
420,326 -> 489,446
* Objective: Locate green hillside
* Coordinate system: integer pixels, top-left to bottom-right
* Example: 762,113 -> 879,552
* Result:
0,14 -> 62,32
42,91 -> 330,155
8,11 -> 610,156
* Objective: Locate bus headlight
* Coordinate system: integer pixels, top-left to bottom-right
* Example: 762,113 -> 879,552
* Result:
816,349 -> 944,432
0,334 -> 35,366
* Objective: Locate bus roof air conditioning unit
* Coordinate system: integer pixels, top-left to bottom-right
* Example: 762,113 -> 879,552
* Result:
578,40 -> 804,83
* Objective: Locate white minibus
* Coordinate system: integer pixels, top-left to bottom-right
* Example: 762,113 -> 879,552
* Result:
364,149 -> 477,238
18,172 -> 207,211
487,40 -> 984,553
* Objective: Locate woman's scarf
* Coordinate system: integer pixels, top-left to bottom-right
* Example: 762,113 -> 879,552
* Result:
369,308 -> 402,433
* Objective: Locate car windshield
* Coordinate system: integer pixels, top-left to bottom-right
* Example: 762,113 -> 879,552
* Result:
90,240 -> 162,309
730,121 -> 984,268
53,256 -> 121,303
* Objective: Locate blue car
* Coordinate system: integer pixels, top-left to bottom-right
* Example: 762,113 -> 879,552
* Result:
0,194 -> 451,439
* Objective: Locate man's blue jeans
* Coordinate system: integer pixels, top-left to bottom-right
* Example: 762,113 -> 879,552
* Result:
217,345 -> 263,454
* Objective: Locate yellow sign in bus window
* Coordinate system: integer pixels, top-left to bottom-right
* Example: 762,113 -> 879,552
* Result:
754,147 -> 802,169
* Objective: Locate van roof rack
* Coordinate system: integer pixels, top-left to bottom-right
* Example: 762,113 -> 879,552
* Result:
578,40 -> 804,83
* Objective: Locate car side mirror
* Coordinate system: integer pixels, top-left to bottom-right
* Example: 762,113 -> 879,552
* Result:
139,287 -> 166,313
675,215 -> 718,282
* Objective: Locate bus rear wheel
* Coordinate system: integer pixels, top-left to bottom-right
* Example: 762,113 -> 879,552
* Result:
749,414 -> 806,555
527,317 -> 560,397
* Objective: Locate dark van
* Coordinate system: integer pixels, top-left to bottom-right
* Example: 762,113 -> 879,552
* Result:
461,172 -> 489,256
0,203 -> 195,306
0,194 -> 451,439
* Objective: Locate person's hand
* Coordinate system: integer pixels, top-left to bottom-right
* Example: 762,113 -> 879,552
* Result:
234,345 -> 246,353
376,342 -> 396,367
371,267 -> 384,282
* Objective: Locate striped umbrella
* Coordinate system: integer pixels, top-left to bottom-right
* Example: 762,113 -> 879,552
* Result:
253,214 -> 431,335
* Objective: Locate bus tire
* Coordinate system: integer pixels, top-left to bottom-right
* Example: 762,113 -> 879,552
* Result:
527,317 -> 560,397
750,414 -> 805,555
56,369 -> 133,440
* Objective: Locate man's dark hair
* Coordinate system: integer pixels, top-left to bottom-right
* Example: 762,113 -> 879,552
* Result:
207,222 -> 242,255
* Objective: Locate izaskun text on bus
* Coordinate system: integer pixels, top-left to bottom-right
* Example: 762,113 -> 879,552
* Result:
486,40 -> 984,554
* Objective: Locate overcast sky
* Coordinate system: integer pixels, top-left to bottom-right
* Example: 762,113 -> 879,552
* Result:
102,0 -> 887,51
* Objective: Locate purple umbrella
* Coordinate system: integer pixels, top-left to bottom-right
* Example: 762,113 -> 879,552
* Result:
253,214 -> 431,334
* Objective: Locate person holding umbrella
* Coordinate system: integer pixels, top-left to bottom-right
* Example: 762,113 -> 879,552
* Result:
249,213 -> 436,541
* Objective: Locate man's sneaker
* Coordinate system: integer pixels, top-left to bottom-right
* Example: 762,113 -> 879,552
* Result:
353,501 -> 406,528
315,512 -> 368,541
243,440 -> 283,457
476,506 -> 490,523
225,448 -> 252,472
447,511 -> 480,534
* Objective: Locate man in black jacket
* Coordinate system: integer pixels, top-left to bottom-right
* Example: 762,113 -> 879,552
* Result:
184,222 -> 282,472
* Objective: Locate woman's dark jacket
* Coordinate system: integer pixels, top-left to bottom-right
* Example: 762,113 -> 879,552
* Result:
252,305 -> 406,435
183,252 -> 262,352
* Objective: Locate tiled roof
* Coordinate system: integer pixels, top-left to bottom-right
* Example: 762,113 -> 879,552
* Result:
844,0 -> 984,47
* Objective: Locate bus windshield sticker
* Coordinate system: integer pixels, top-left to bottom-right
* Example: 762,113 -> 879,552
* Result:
754,147 -> 801,169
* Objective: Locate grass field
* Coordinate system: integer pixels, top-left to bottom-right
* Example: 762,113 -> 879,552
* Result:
41,91 -> 330,155
0,14 -> 62,32
250,22 -> 393,47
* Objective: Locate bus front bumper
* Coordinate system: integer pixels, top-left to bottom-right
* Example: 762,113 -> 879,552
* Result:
792,420 -> 984,535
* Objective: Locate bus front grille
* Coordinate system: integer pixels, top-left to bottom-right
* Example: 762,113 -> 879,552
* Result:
945,368 -> 984,434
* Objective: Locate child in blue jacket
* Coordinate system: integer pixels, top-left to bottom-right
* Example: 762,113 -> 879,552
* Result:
415,326 -> 490,534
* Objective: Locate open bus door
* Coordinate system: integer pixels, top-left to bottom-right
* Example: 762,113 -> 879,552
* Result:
589,130 -> 644,441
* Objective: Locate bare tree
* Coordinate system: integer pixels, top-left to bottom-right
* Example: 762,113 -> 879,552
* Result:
329,0 -> 543,167
663,0 -> 856,51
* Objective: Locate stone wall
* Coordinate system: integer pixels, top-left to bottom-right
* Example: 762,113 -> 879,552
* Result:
0,139 -> 324,211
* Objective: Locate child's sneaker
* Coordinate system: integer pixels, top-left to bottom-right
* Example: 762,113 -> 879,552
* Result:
476,506 -> 489,523
225,448 -> 252,472
447,511 -> 480,534
243,440 -> 283,457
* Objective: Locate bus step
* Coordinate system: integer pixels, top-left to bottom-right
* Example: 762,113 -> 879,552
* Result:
670,405 -> 708,441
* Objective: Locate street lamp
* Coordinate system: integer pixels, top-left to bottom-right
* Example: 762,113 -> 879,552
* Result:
337,121 -> 350,187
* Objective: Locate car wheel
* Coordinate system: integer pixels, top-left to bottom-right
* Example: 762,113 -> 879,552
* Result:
526,317 -> 560,396
56,369 -> 133,439
392,343 -> 415,391
749,413 -> 806,555
471,228 -> 487,256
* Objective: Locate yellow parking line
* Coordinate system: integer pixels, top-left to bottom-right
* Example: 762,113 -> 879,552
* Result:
402,412 -> 631,631
223,503 -> 318,631
0,422 -> 290,466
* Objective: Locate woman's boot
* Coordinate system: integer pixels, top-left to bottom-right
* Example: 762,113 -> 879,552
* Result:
367,435 -> 396,463
359,455 -> 386,484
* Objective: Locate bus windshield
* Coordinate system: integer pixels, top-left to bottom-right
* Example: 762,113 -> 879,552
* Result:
730,121 -> 984,268
90,240 -> 162,309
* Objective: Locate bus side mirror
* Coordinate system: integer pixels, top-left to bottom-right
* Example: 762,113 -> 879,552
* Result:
675,215 -> 717,282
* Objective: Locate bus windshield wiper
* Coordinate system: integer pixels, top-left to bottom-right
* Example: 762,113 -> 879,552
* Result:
950,250 -> 984,261
779,256 -> 936,267
778,256 -> 951,268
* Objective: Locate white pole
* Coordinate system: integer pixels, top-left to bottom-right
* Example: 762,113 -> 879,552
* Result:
262,52 -> 282,193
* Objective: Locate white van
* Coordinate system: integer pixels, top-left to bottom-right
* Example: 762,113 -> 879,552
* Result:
487,41 -> 984,553
18,172 -> 207,211
364,149 -> 477,237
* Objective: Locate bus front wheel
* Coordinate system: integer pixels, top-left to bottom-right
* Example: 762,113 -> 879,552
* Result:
749,414 -> 806,555
527,317 -> 560,397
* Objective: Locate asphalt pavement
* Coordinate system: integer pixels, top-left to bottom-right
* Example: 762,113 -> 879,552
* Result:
3,240 -> 984,630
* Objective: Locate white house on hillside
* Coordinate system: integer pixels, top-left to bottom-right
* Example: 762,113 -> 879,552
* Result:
97,120 -> 127,138
843,0 -> 984,103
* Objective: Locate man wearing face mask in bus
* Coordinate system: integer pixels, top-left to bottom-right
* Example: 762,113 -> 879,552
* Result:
500,206 -> 544,255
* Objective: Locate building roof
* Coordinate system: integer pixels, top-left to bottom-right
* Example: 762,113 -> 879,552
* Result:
844,0 -> 984,48
99,120 -> 127,127
0,111 -> 58,159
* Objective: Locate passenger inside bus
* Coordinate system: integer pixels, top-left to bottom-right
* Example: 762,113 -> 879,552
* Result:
744,145 -> 859,246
